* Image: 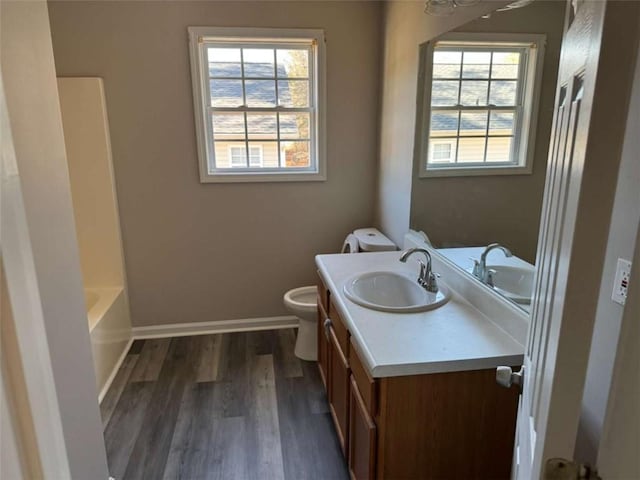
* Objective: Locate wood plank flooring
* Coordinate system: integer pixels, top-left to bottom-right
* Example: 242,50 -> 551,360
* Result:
101,329 -> 348,480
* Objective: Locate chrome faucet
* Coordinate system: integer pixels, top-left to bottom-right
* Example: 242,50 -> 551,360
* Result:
472,243 -> 513,286
399,248 -> 439,293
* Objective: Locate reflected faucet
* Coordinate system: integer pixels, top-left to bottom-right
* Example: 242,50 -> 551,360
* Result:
399,248 -> 439,293
472,243 -> 513,286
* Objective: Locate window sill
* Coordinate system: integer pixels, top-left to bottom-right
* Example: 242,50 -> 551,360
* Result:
200,171 -> 326,183
420,164 -> 533,178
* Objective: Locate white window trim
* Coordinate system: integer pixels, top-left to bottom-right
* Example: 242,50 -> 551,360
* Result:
188,26 -> 326,183
228,144 -> 264,168
416,32 -> 546,178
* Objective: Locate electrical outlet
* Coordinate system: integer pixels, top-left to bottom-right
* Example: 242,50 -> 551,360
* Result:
611,258 -> 632,306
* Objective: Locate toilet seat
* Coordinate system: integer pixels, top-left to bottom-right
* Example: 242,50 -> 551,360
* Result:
283,286 -> 317,315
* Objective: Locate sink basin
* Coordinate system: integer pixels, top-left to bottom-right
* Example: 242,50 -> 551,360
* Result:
343,271 -> 449,313
486,265 -> 535,304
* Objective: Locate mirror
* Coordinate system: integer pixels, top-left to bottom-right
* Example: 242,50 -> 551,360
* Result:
409,1 -> 566,312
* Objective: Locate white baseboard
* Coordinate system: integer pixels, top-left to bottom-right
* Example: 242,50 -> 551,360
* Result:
131,315 -> 300,340
98,336 -> 134,404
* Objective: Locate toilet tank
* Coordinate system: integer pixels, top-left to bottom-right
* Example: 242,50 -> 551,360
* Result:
353,228 -> 396,252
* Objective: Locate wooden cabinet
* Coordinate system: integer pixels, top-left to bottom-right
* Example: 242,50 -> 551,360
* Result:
316,296 -> 330,389
349,375 -> 376,480
316,273 -> 520,479
328,326 -> 349,455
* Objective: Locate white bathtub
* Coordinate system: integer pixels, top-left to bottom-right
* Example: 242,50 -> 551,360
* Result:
85,287 -> 132,402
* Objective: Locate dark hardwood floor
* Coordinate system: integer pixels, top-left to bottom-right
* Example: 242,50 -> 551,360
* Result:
101,329 -> 349,480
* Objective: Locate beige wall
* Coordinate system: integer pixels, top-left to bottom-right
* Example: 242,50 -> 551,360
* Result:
408,1 -> 565,263
48,1 -> 383,327
376,0 -> 511,248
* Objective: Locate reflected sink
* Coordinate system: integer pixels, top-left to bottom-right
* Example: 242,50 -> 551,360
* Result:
343,271 -> 450,313
486,265 -> 535,305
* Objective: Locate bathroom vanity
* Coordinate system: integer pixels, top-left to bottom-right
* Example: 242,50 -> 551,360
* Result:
315,250 -> 525,479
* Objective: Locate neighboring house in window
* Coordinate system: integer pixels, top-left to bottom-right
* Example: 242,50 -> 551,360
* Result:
228,145 -> 263,168
417,33 -> 546,177
188,27 -> 326,183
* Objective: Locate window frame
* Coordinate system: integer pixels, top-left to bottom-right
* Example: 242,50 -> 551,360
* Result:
416,32 -> 546,178
188,27 -> 326,183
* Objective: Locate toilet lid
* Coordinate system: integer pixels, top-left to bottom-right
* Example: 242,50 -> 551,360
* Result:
353,228 -> 396,252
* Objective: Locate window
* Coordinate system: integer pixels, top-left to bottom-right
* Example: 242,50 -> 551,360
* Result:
229,145 -> 263,168
431,142 -> 453,162
417,33 -> 545,177
188,27 -> 326,183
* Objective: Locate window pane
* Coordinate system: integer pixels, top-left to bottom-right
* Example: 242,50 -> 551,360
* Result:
430,111 -> 458,137
277,80 -> 309,107
248,145 -> 263,166
492,63 -> 519,79
429,140 -> 456,164
243,48 -> 274,77
247,113 -> 277,140
459,110 -> 488,136
433,51 -> 461,78
457,137 -> 486,162
460,80 -> 488,106
490,80 -> 518,106
462,51 -> 491,79
210,79 -> 243,107
214,141 -> 246,169
276,49 -> 309,78
431,81 -> 459,106
280,141 -> 310,167
245,80 -> 276,107
208,48 -> 241,77
250,141 -> 277,167
279,113 -> 310,139
212,112 -> 245,140
489,111 -> 515,135
492,52 -> 520,79
230,145 -> 248,167
486,137 -> 513,162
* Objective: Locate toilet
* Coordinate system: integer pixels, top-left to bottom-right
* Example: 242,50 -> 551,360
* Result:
284,228 -> 396,360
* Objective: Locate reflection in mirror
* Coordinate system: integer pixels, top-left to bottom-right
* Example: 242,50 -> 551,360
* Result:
410,1 -> 566,312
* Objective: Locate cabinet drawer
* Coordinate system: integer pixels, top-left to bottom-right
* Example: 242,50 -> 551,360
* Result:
349,338 -> 377,417
317,271 -> 329,313
329,301 -> 349,359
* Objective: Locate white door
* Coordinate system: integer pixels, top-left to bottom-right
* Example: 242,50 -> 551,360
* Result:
514,1 -> 640,478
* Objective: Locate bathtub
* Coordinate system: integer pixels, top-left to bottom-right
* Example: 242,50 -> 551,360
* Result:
85,287 -> 132,402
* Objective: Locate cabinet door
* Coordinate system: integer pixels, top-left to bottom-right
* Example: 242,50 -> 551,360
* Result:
329,326 -> 349,455
317,299 -> 330,389
349,375 -> 376,480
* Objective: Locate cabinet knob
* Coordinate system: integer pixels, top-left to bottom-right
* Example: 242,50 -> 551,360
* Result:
323,318 -> 332,340
496,366 -> 524,393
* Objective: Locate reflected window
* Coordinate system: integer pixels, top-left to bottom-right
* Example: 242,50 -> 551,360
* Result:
419,34 -> 545,176
189,27 -> 325,182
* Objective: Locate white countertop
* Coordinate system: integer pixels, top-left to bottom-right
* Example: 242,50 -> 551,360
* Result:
316,251 -> 524,378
